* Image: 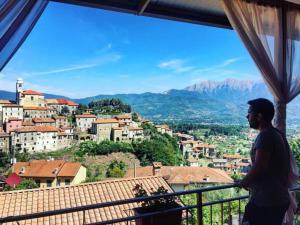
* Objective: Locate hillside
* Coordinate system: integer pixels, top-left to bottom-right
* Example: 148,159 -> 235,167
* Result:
1,79 -> 300,125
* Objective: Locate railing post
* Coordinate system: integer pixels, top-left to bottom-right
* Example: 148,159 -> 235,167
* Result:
83,210 -> 86,225
197,192 -> 203,225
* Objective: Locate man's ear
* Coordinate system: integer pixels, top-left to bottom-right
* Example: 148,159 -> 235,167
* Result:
257,113 -> 263,121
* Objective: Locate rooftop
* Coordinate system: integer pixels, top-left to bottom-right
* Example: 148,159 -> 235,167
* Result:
22,90 -> 42,96
125,166 -> 233,184
32,118 -> 55,123
14,160 -> 83,178
93,118 -> 119,124
13,126 -> 59,133
0,176 -> 173,224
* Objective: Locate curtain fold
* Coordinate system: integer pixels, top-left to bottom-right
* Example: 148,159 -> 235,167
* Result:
221,0 -> 300,134
0,0 -> 48,71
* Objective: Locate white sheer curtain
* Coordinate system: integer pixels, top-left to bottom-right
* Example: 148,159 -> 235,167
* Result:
221,0 -> 300,134
0,0 -> 48,71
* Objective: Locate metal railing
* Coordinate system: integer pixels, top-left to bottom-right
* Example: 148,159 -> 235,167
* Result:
0,184 -> 299,225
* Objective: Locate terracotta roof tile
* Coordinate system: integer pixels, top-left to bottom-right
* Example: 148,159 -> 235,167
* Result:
115,114 -> 131,119
125,166 -> 233,184
57,162 -> 82,177
0,100 -> 13,104
223,154 -> 242,159
22,90 -> 42,95
47,99 -> 78,106
23,106 -> 48,111
14,126 -> 59,133
75,114 -> 96,118
22,121 -> 34,126
93,119 -> 119,124
33,118 -> 55,123
0,176 -> 173,224
8,117 -> 22,121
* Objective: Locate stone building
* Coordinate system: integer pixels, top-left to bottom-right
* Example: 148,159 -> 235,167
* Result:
23,106 -> 48,119
53,115 -> 69,128
19,90 -> 46,107
47,99 -> 78,115
11,126 -> 59,153
1,105 -> 23,124
0,129 -> 10,154
75,113 -> 96,132
91,118 -> 119,141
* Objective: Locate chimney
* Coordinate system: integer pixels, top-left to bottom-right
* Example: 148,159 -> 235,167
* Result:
152,162 -> 162,176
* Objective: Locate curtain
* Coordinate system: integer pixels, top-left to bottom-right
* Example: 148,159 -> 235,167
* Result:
221,0 -> 300,134
0,0 -> 48,71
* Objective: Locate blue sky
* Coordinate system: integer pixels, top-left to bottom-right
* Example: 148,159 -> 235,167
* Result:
0,2 -> 260,98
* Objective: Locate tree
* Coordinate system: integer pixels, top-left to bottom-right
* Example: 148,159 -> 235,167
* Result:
106,160 -> 127,178
88,98 -> 131,114
4,179 -> 39,191
132,112 -> 139,122
76,104 -> 88,115
61,106 -> 70,115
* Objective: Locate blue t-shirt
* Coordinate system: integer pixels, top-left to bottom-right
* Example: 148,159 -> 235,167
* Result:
249,127 -> 290,206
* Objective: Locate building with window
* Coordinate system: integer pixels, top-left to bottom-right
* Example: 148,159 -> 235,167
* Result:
32,118 -> 56,127
13,160 -> 86,188
47,99 -> 79,114
91,118 -> 119,141
5,117 -> 22,133
11,126 -> 59,153
0,129 -> 10,154
75,113 -> 96,132
19,90 -> 46,107
1,105 -> 23,125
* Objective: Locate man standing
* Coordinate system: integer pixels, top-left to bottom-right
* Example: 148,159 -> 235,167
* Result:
239,98 -> 291,225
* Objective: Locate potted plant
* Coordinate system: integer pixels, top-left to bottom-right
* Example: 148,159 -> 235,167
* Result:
133,184 -> 182,225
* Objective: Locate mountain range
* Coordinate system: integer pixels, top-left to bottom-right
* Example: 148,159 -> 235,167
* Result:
1,79 -> 300,125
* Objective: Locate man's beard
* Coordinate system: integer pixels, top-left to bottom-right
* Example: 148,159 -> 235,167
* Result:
249,119 -> 259,129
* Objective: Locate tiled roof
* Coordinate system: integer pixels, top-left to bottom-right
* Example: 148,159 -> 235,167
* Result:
2,104 -> 22,108
23,106 -> 48,111
193,143 -> 215,149
181,140 -> 199,144
155,124 -> 170,130
0,176 -> 173,224
223,154 -> 242,159
14,160 -> 83,178
47,99 -> 78,106
128,126 -> 143,131
57,162 -> 82,177
53,115 -> 66,119
75,114 -> 96,118
125,166 -> 233,184
13,126 -> 59,133
0,100 -> 12,104
93,119 -> 119,124
115,114 -> 131,119
33,118 -> 55,123
22,121 -> 34,126
22,90 -> 42,95
8,117 -> 22,121
14,160 -> 65,178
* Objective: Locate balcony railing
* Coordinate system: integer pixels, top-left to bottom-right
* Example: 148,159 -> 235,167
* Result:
0,184 -> 299,225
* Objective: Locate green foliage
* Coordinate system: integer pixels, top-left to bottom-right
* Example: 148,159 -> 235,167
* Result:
106,160 -> 127,178
290,139 -> 300,168
76,104 -> 88,115
88,98 -> 131,114
133,184 -> 177,209
132,112 -> 139,122
61,106 -> 70,115
4,179 -> 39,191
0,152 -> 10,173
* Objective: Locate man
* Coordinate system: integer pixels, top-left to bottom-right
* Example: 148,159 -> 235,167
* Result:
239,98 -> 290,225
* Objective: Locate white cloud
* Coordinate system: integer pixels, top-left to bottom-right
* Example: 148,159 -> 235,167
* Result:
24,53 -> 122,77
158,59 -> 194,73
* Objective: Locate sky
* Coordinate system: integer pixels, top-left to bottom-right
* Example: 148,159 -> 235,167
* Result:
0,2 -> 261,98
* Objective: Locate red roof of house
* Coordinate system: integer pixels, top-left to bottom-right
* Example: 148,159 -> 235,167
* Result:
93,119 -> 119,124
22,90 -> 42,95
13,126 -> 59,133
33,118 -> 55,123
75,114 -> 96,118
23,106 -> 48,111
47,99 -> 78,106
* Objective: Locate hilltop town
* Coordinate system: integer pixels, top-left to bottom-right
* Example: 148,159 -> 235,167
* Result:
0,79 -> 256,192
